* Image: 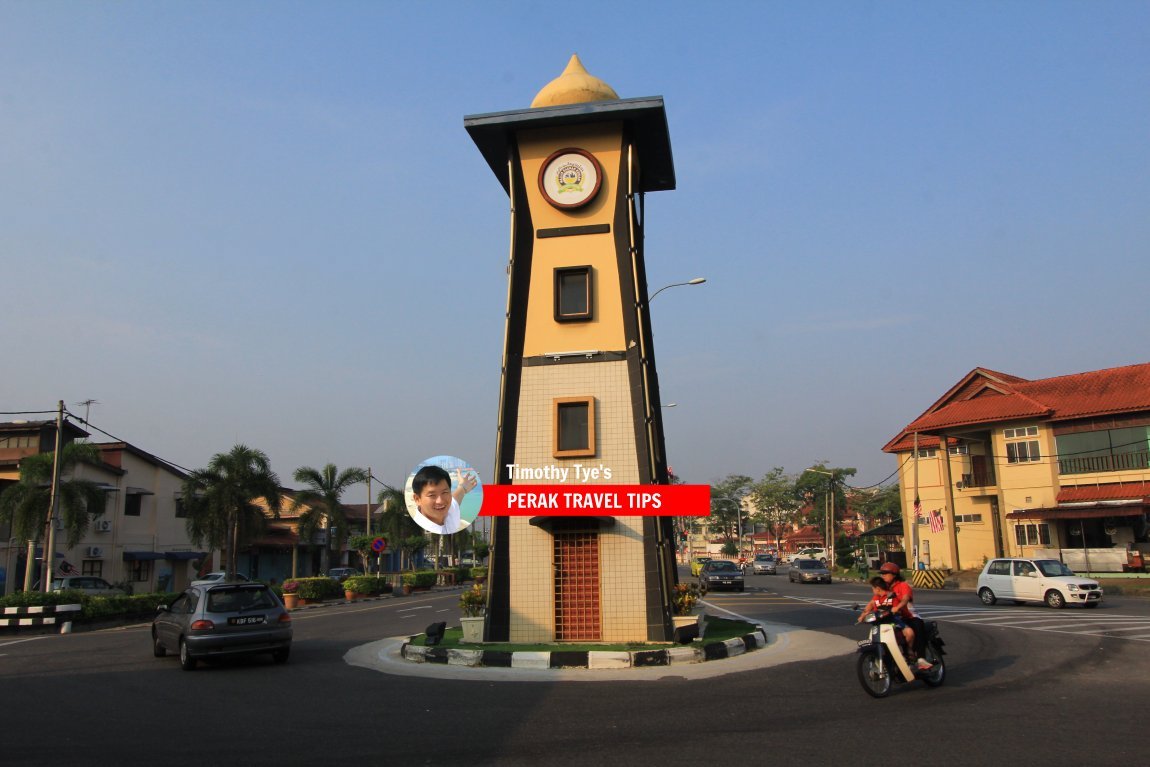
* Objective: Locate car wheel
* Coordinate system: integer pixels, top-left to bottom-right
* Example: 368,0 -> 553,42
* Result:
978,587 -> 997,606
857,651 -> 892,698
179,639 -> 197,671
152,630 -> 166,658
272,646 -> 291,664
1045,589 -> 1066,609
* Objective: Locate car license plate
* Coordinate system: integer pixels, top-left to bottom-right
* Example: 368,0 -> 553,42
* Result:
720,580 -> 733,584
228,615 -> 266,626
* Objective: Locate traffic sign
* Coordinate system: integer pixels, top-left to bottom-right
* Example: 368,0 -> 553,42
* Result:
371,536 -> 388,553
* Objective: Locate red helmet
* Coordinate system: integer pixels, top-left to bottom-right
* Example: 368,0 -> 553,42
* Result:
879,562 -> 901,575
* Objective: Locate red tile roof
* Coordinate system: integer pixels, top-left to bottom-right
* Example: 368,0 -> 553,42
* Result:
885,362 -> 1150,452
1057,482 -> 1150,503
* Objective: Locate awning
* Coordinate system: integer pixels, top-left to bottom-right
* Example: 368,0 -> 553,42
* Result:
125,486 -> 155,496
529,516 -> 617,532
163,551 -> 207,561
1006,506 -> 1146,521
122,551 -> 165,561
859,519 -> 906,537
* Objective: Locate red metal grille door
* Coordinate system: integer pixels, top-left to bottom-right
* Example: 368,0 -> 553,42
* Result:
554,532 -> 601,641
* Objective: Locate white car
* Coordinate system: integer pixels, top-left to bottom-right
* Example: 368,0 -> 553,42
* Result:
790,547 -> 829,563
976,558 -> 1102,609
191,572 -> 250,586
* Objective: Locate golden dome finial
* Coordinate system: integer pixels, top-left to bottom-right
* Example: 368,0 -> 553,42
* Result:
530,54 -> 619,108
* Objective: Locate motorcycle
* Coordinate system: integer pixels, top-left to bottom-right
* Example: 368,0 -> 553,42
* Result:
854,608 -> 946,698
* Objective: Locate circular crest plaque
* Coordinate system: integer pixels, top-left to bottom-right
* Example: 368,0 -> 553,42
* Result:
538,148 -> 602,209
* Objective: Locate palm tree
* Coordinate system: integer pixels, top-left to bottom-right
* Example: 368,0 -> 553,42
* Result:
376,483 -> 423,571
0,441 -> 106,586
292,463 -> 367,573
182,444 -> 282,580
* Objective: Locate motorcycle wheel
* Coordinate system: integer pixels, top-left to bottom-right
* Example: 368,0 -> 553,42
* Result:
921,643 -> 946,688
857,651 -> 892,698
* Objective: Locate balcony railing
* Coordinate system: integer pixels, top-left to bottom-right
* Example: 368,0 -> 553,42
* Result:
960,470 -> 995,488
1058,450 -> 1150,476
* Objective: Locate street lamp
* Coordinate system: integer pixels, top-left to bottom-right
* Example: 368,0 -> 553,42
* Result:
803,468 -> 835,570
649,277 -> 706,302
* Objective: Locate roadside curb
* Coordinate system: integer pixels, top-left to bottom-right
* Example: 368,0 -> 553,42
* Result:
399,626 -> 770,669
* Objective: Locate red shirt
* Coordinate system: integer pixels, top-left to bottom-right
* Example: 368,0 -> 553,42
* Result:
891,580 -> 920,618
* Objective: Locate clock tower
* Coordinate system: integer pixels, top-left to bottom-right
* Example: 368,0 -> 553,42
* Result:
466,55 -> 678,642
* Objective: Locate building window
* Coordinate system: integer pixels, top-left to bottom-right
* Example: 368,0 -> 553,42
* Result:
82,560 -> 103,578
948,444 -> 969,456
129,560 -> 152,583
124,494 -> 143,516
915,448 -> 937,459
1004,426 -> 1038,439
554,266 -> 593,322
0,435 -> 36,449
175,498 -> 188,518
1006,441 -> 1041,463
954,513 -> 983,523
1014,522 -> 1050,546
553,397 -> 596,458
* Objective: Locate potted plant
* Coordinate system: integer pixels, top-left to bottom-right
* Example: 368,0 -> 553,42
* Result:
281,580 -> 299,609
672,582 -> 701,629
458,584 -> 486,643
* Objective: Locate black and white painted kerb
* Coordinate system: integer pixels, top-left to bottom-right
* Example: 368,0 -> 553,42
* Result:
0,603 -> 82,632
401,627 -> 770,669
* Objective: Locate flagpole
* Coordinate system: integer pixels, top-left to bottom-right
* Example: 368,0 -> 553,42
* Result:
912,432 -> 920,570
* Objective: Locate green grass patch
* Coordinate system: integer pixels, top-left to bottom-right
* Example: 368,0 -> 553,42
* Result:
407,614 -> 759,651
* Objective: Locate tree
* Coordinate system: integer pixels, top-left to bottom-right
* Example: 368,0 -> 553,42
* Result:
292,463 -> 368,573
347,534 -> 374,574
748,467 -> 801,550
0,441 -> 106,587
376,483 -> 423,571
794,462 -> 857,531
855,483 -> 901,525
182,444 -> 282,580
709,474 -> 752,544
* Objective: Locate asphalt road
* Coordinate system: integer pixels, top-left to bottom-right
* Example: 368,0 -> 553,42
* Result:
1,571 -> 1146,766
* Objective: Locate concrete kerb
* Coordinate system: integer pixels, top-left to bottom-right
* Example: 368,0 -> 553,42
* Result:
345,620 -> 856,682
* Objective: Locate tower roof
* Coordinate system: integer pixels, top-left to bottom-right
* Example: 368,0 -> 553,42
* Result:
531,54 -> 619,108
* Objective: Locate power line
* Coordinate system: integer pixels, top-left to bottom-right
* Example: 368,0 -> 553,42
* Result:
64,409 -> 196,476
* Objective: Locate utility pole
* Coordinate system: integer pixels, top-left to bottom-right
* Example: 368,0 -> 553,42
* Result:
40,401 -> 65,592
366,467 -> 372,538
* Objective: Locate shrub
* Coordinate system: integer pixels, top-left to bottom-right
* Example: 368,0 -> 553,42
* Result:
294,577 -> 341,600
281,579 -> 300,594
471,566 -> 488,580
673,582 -> 701,615
459,584 -> 486,617
342,576 -> 393,596
401,571 -> 437,588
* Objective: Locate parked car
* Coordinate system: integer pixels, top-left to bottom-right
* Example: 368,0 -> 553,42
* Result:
327,567 -> 357,581
152,582 -> 292,670
751,554 -> 777,575
191,572 -> 250,586
698,560 -> 745,592
976,558 -> 1103,609
43,576 -> 127,596
689,556 -> 713,577
789,558 -> 832,584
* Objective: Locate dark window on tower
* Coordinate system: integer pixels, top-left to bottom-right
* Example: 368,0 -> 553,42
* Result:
554,397 -> 596,458
554,266 -> 593,322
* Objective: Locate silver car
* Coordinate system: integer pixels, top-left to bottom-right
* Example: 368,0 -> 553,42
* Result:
152,582 -> 292,670
751,554 -> 777,575
46,576 -> 127,596
788,558 -> 832,584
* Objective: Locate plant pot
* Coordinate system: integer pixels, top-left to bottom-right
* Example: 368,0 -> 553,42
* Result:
345,590 -> 357,601
402,584 -> 413,595
460,616 -> 485,643
282,593 -> 298,609
672,615 -> 698,630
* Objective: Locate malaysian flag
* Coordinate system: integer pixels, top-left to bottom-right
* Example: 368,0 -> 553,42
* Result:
913,498 -> 923,525
929,509 -> 945,534
59,560 -> 79,575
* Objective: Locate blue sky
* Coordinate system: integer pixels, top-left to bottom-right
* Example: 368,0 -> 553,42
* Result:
2,1 -> 1147,492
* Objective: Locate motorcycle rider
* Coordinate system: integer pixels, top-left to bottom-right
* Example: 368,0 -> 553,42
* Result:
878,562 -> 931,671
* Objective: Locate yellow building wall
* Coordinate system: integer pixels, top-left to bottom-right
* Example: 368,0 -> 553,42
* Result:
517,124 -> 628,357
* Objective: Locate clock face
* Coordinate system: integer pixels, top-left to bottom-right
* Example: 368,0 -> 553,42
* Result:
538,148 -> 602,209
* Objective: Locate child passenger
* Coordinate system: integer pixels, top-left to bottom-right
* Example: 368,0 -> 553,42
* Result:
857,576 -> 918,660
